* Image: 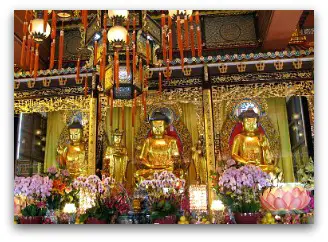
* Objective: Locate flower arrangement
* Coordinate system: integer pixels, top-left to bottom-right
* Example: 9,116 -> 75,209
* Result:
46,166 -> 79,210
138,171 -> 185,221
303,193 -> 314,214
14,175 -> 53,200
214,164 -> 271,213
21,202 -> 47,217
104,184 -> 131,216
296,157 -> 314,190
72,175 -> 115,211
75,175 -> 130,223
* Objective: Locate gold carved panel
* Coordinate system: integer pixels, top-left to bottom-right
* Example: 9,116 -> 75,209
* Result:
14,96 -> 90,114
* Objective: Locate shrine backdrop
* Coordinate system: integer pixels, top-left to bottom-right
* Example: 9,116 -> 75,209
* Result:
214,97 -> 294,182
44,111 -> 66,172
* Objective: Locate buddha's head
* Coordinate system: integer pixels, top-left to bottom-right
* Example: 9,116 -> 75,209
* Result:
239,108 -> 259,133
150,111 -> 170,138
112,129 -> 123,145
68,121 -> 83,144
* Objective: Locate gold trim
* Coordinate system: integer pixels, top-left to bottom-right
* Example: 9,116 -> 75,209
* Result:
255,62 -> 265,71
218,64 -> 228,74
237,63 -> 247,73
306,95 -> 314,138
212,81 -> 314,101
14,95 -> 90,114
211,71 -> 313,84
183,68 -> 192,76
274,61 -> 284,71
203,89 -> 215,213
88,98 -> 97,175
42,79 -> 51,87
293,59 -> 303,70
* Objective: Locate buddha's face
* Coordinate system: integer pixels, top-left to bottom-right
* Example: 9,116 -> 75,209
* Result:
113,135 -> 122,145
243,117 -> 258,132
69,128 -> 82,143
151,120 -> 166,137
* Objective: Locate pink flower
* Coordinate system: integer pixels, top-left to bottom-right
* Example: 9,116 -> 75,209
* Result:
37,201 -> 46,208
47,166 -> 57,174
61,169 -> 70,177
65,186 -> 72,193
260,185 -> 311,211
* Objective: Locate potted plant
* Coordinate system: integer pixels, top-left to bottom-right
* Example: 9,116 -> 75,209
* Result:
106,185 -> 131,224
45,167 -> 79,223
213,163 -> 271,224
14,175 -> 53,224
73,175 -> 116,224
138,171 -> 185,224
20,202 -> 47,224
150,194 -> 180,224
79,199 -> 114,224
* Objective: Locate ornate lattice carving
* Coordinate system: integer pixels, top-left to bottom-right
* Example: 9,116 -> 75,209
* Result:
14,96 -> 90,114
211,71 -> 313,85
212,81 -> 314,101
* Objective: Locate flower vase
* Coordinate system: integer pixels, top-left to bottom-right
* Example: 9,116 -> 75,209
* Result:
20,216 -> 43,224
85,217 -> 107,224
46,209 -> 58,224
117,215 -> 133,224
153,215 -> 177,224
234,213 -> 260,224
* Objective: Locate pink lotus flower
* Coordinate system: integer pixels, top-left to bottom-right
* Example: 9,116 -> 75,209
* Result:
260,185 -> 311,211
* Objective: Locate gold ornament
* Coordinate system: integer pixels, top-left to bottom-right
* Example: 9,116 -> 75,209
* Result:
103,129 -> 129,183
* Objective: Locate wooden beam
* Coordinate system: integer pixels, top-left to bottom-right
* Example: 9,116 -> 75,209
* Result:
261,10 -> 303,51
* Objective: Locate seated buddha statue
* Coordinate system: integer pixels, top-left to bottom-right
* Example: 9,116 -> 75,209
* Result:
103,129 -> 129,183
57,120 -> 87,178
231,108 -> 279,174
135,111 -> 183,183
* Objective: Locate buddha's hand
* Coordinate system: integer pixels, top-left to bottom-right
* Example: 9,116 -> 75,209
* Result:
247,160 -> 259,166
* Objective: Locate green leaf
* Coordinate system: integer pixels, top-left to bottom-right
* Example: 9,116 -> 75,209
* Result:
79,213 -> 88,223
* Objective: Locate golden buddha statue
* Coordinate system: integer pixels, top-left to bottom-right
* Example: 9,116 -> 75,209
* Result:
103,129 -> 129,183
135,111 -> 182,182
192,135 -> 207,184
231,108 -> 278,173
57,120 -> 87,178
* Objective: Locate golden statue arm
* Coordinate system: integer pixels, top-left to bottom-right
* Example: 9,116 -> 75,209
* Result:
170,139 -> 183,169
170,139 -> 180,157
138,139 -> 152,168
260,135 -> 274,165
56,146 -> 67,167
